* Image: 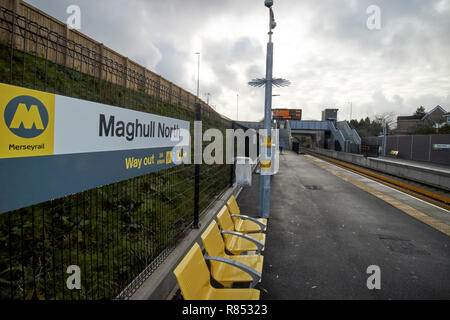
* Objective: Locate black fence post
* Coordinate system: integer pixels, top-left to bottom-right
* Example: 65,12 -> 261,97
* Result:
193,103 -> 201,229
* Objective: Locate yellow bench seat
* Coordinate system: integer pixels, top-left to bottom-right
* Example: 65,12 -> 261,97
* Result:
224,232 -> 266,255
201,287 -> 260,300
227,195 -> 268,233
173,243 -> 260,300
201,221 -> 264,288
235,219 -> 267,233
211,254 -> 264,288
217,206 -> 266,255
390,150 -> 399,156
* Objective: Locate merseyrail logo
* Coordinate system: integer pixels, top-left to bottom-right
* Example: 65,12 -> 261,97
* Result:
0,83 -> 55,159
4,96 -> 49,138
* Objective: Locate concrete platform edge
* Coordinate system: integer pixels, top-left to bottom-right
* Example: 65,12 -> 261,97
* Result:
309,147 -> 450,191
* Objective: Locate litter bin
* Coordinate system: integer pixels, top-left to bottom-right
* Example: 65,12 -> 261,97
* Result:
235,157 -> 252,187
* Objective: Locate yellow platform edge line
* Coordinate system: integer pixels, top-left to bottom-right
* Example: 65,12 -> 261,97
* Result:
304,155 -> 450,237
307,152 -> 450,204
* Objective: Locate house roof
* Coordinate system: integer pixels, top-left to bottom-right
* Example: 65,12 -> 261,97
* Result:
397,106 -> 448,122
397,115 -> 422,121
421,105 -> 447,120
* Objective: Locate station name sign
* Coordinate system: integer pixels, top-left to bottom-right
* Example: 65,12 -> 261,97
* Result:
433,144 -> 450,151
0,83 -> 190,214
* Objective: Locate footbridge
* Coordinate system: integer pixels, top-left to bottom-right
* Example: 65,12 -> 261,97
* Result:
288,120 -> 361,153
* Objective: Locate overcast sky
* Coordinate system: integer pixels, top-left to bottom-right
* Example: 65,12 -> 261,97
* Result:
27,0 -> 450,122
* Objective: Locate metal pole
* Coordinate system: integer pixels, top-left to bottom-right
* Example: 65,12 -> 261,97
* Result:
195,53 -> 200,98
230,121 -> 236,187
259,16 -> 274,219
193,103 -> 201,229
237,93 -> 239,120
382,119 -> 387,157
350,102 -> 353,121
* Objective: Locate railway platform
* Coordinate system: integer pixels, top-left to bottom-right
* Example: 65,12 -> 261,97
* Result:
236,151 -> 450,299
310,148 -> 450,191
371,157 -> 450,174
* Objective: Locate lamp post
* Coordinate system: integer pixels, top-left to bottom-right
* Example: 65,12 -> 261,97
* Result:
261,1 -> 275,219
237,93 -> 239,120
195,52 -> 200,98
248,0 -> 290,219
382,119 -> 387,157
348,101 -> 353,122
194,52 -> 201,229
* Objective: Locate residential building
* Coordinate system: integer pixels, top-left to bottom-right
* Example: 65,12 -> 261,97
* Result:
394,105 -> 447,134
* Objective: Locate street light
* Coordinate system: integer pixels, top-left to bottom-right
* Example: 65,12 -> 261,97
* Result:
195,52 -> 200,98
248,0 -> 289,219
237,93 -> 239,120
349,101 -> 353,121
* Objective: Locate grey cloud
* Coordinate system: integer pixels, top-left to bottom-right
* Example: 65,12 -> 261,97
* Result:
24,0 -> 450,121
246,64 -> 264,80
231,37 -> 263,61
203,36 -> 264,91
154,41 -> 188,87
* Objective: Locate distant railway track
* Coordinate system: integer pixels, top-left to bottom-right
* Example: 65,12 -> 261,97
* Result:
301,149 -> 450,211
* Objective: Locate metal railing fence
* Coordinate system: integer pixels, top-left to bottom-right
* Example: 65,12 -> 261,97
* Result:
0,5 -> 234,300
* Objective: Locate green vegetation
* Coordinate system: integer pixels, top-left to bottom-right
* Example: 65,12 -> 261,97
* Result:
439,124 -> 450,134
411,124 -> 450,135
0,43 -> 231,300
414,106 -> 426,117
349,117 -> 384,138
409,106 -> 448,135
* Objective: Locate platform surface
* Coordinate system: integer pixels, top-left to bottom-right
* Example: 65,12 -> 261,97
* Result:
369,156 -> 450,174
237,151 -> 450,299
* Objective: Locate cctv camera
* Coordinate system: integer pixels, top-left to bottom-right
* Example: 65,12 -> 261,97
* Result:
264,0 -> 273,8
270,8 -> 277,29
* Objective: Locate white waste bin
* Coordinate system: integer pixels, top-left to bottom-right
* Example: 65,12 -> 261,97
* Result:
235,157 -> 252,187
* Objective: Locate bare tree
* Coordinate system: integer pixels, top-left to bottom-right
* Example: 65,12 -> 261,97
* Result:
375,112 -> 397,129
